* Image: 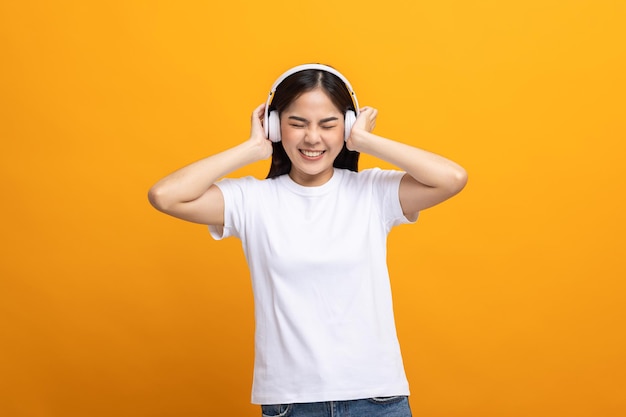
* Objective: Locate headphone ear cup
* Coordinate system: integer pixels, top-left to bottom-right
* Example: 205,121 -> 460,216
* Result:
267,110 -> 281,142
344,110 -> 356,141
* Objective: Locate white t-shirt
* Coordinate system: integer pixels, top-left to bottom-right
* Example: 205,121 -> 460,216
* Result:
209,168 -> 416,404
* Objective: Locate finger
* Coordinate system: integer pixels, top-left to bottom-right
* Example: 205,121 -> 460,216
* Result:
252,104 -> 266,125
253,103 -> 265,119
356,109 -> 371,121
364,107 -> 377,116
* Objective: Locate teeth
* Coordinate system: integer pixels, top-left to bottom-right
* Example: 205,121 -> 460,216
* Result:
301,150 -> 324,157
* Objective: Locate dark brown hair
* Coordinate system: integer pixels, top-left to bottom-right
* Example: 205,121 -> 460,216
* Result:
266,68 -> 359,179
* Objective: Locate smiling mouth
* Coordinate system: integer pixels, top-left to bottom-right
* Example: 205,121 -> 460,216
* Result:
300,150 -> 325,158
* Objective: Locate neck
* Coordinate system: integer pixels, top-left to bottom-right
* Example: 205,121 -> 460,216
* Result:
288,167 -> 334,187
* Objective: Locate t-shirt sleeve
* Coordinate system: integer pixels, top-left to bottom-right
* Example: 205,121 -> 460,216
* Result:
365,168 -> 418,229
208,177 -> 255,240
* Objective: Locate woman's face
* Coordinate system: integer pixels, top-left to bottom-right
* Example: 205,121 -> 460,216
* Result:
280,88 -> 345,186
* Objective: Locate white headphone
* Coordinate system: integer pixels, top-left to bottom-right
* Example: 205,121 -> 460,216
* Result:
263,64 -> 360,143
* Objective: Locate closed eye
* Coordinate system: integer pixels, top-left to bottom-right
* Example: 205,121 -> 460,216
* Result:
287,115 -> 340,129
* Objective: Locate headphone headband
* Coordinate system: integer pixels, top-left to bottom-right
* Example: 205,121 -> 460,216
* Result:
264,64 -> 360,140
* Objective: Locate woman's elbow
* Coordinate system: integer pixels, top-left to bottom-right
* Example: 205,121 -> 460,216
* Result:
148,184 -> 172,212
447,166 -> 468,196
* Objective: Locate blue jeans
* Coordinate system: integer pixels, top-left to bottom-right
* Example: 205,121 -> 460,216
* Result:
261,396 -> 412,417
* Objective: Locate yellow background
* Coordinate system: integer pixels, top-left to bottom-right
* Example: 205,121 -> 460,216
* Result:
1,1 -> 625,416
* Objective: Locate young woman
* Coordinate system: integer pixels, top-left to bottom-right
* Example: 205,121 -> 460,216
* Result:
148,64 -> 467,417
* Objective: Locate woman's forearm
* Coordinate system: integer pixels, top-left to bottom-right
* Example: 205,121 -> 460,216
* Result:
148,139 -> 266,212
350,129 -> 467,193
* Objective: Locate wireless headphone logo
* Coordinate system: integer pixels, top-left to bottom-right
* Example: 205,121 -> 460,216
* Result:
264,64 -> 360,143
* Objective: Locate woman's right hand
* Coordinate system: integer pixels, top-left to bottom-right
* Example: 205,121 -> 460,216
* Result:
249,103 -> 273,160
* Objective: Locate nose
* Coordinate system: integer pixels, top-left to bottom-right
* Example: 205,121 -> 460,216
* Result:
304,126 -> 322,144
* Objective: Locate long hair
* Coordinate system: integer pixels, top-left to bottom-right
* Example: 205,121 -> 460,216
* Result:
266,68 -> 359,179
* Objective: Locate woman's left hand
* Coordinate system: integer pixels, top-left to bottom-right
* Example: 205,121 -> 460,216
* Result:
346,106 -> 377,152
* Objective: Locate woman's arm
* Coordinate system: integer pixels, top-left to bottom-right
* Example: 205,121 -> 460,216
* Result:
347,107 -> 467,221
148,104 -> 272,225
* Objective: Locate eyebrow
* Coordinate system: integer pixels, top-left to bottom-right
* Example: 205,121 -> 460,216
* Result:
287,116 -> 340,124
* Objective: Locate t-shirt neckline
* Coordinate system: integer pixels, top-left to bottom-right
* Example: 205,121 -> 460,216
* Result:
280,168 -> 343,196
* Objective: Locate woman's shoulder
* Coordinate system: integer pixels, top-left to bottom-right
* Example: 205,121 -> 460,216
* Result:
216,175 -> 284,195
343,167 -> 405,184
218,175 -> 277,186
